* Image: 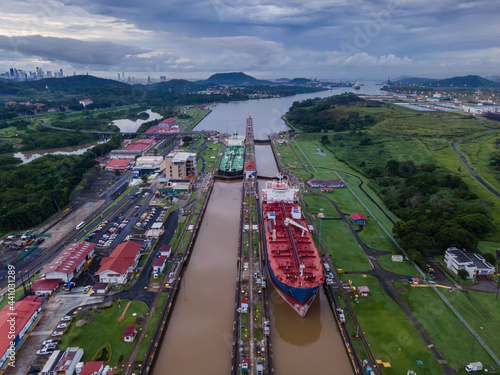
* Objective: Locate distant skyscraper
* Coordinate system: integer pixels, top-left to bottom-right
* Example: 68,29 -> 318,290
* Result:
118,73 -> 121,81
160,75 -> 166,82
9,68 -> 14,78
60,69 -> 63,77
148,75 -> 150,83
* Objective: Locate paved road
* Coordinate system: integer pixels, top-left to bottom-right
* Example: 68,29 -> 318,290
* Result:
451,128 -> 500,199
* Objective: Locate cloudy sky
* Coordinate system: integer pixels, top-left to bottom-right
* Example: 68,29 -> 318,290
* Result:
0,0 -> 499,81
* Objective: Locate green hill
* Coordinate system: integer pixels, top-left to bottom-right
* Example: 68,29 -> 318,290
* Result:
198,72 -> 272,85
392,75 -> 499,88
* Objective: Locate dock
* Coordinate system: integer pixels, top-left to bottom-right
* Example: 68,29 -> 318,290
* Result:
232,116 -> 274,375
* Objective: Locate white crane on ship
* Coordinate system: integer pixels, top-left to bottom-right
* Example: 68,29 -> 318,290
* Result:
284,217 -> 309,237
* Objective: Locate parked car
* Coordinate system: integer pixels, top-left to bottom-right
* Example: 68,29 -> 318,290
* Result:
37,349 -> 53,355
51,331 -> 63,337
83,285 -> 91,293
61,316 -> 72,322
42,339 -> 58,346
57,323 -> 68,329
44,343 -> 57,350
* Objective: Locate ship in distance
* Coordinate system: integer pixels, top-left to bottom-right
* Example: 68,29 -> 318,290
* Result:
261,174 -> 324,317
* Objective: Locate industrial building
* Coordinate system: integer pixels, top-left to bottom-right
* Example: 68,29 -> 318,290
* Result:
42,242 -> 96,283
0,300 -> 42,371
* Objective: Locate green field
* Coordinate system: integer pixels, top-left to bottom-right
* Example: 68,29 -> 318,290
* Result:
343,274 -> 444,374
396,280 -> 499,373
60,300 -> 148,370
377,254 -> 421,278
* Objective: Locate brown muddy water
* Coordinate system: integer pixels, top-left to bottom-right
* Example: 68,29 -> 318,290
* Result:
269,285 -> 354,374
152,182 -> 242,375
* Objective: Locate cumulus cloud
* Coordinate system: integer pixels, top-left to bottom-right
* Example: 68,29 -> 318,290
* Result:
0,0 -> 499,79
0,35 -> 149,66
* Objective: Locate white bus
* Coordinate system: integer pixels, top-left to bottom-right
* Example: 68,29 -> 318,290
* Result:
76,221 -> 85,230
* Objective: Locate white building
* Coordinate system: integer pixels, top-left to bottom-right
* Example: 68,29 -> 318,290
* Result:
444,247 -> 495,279
96,241 -> 142,284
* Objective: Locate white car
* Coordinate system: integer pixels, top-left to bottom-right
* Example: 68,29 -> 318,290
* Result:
37,349 -> 53,356
56,323 -> 68,329
51,331 -> 63,337
61,316 -> 72,322
42,339 -> 58,345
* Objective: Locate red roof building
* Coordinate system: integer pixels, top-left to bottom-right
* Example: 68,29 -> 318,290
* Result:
159,244 -> 171,258
0,300 -> 42,369
43,242 -> 96,283
244,160 -> 256,170
351,214 -> 367,225
79,361 -> 104,375
152,256 -> 167,274
159,117 -> 176,127
105,159 -> 131,170
31,278 -> 61,295
96,241 -> 142,284
122,324 -> 138,342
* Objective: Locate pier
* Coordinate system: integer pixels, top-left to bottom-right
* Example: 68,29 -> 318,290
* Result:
232,117 -> 274,375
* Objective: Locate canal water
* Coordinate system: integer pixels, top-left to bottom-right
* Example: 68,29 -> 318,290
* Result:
255,145 -> 279,178
194,81 -> 384,139
269,286 -> 354,374
153,182 -> 241,375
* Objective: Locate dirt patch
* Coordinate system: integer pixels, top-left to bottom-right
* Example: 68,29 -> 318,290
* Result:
36,200 -> 106,248
76,319 -> 87,327
397,286 -> 406,294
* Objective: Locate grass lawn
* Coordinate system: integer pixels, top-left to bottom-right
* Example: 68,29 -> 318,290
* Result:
303,194 -> 340,219
395,280 -> 497,373
344,274 -> 444,374
316,218 -> 372,272
135,292 -> 168,361
377,254 -> 421,278
477,241 -> 500,260
356,221 -> 397,252
60,300 -> 149,371
457,129 -> 500,195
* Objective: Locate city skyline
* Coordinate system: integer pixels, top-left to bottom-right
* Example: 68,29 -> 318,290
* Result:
0,0 -> 498,81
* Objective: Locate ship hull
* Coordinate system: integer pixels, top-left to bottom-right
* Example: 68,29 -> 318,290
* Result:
266,259 -> 318,317
263,224 -> 319,317
261,177 -> 324,318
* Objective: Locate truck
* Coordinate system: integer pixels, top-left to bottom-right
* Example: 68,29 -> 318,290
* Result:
336,308 -> 346,323
465,362 -> 483,372
263,320 -> 270,335
323,262 -> 330,272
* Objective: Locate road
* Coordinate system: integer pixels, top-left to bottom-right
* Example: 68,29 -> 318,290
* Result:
451,128 -> 500,199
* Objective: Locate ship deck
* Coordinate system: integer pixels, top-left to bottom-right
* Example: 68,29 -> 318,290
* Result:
263,201 -> 324,289
219,145 -> 245,172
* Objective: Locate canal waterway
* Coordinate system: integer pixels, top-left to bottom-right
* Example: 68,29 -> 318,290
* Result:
112,109 -> 162,132
153,182 -> 241,375
195,82 -> 384,139
255,145 -> 279,177
269,286 -> 354,374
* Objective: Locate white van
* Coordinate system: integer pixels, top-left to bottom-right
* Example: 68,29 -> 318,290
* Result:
76,221 -> 85,230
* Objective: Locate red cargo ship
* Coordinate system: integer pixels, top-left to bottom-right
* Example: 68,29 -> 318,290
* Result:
262,175 -> 324,317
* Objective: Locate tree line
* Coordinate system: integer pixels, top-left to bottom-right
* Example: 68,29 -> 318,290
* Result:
0,137 -> 122,231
